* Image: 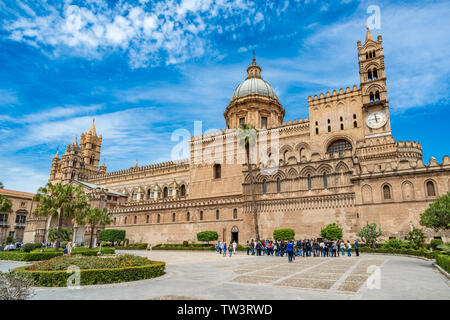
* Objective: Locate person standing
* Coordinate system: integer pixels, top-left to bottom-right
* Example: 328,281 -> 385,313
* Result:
320,240 -> 325,257
223,242 -> 227,257
286,241 -> 294,263
229,242 -> 233,257
232,240 -> 237,254
346,241 -> 352,257
354,239 -> 360,257
246,241 -> 250,255
340,240 -> 345,256
219,241 -> 223,255
67,241 -> 73,256
251,239 -> 255,255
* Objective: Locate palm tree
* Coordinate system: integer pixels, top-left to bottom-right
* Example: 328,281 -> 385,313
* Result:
0,181 -> 4,189
0,194 -> 12,212
84,208 -> 113,248
33,183 -> 89,251
238,123 -> 260,240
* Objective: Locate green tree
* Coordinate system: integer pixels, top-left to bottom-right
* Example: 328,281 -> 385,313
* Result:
98,229 -> 126,246
47,227 -> 72,243
320,223 -> 343,241
238,123 -> 259,240
0,181 -> 4,189
407,226 -> 426,250
0,194 -> 12,213
33,182 -> 89,251
420,192 -> 450,232
197,231 -> 218,244
84,208 -> 113,248
273,228 -> 295,241
357,223 -> 382,248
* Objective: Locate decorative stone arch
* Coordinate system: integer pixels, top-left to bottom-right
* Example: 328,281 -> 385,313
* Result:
335,161 -> 350,173
299,165 -> 316,177
316,164 -> 333,175
244,173 -> 253,184
401,180 -> 415,201
280,145 -> 294,163
424,179 -> 438,197
364,83 -> 384,96
323,135 -> 354,155
364,62 -> 381,72
294,142 -> 310,162
381,182 -> 393,201
271,170 -> 286,181
287,168 -> 298,179
361,184 -> 373,203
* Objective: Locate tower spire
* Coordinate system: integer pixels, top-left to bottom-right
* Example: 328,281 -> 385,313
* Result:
88,118 -> 97,136
247,52 -> 262,79
365,25 -> 373,43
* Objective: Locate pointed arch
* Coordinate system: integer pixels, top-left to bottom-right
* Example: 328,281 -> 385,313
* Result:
299,165 -> 316,177
361,184 -> 373,203
401,180 -> 415,200
335,161 -> 349,173
317,164 -> 333,175
287,168 -> 298,178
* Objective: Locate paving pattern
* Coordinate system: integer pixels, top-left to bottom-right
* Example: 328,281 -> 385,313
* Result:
216,256 -> 386,295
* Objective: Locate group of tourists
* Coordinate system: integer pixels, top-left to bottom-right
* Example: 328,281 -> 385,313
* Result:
216,241 -> 238,257
216,238 -> 360,262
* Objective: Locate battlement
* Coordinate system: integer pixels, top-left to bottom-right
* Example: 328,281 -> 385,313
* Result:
308,85 -> 360,105
85,158 -> 190,181
358,155 -> 449,176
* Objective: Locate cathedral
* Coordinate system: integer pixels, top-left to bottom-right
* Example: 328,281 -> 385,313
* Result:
24,28 -> 450,245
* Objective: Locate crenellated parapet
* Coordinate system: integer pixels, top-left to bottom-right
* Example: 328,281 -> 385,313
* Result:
355,136 -> 422,162
308,85 -> 360,106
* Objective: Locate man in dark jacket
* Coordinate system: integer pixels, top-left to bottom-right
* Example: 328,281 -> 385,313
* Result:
354,239 -> 360,256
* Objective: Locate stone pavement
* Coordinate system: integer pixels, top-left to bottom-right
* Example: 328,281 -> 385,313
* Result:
1,250 -> 449,300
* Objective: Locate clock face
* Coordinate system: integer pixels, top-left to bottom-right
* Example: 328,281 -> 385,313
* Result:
366,111 -> 387,129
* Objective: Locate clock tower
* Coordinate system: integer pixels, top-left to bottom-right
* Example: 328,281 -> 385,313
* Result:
357,27 -> 392,138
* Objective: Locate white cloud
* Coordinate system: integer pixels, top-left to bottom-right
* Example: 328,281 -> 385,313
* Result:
3,0 -> 264,68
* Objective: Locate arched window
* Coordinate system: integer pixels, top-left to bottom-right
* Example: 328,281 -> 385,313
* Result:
284,150 -> 289,162
214,164 -> 221,179
233,208 -> 238,219
299,148 -> 305,161
124,216 -> 127,224
373,69 -> 378,79
372,50 -> 376,57
146,215 -> 149,223
172,213 -> 176,222
383,185 -> 391,200
315,128 -> 319,135
426,181 -> 436,196
354,121 -> 357,128
370,92 -> 375,102
157,214 -> 161,223
368,70 -> 373,81
187,212 -> 190,221
327,139 -> 352,156
163,187 -> 168,198
134,216 -> 137,224
180,184 -> 186,197
262,180 -> 267,194
328,125 -> 331,132
199,211 -> 203,221
113,217 -> 116,225
375,91 -> 380,101
216,210 -> 219,220
89,156 -> 94,165
323,173 -> 328,189
307,175 -> 312,190
277,178 -> 281,193
340,123 -> 344,130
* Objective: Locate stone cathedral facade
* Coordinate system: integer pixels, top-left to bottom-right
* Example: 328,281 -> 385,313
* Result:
24,28 -> 450,245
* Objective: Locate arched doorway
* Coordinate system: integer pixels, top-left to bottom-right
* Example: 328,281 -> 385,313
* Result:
231,226 -> 239,244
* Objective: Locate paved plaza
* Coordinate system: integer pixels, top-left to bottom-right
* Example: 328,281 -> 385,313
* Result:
1,250 -> 449,300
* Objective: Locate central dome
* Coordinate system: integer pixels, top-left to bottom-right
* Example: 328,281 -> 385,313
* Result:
231,78 -> 278,100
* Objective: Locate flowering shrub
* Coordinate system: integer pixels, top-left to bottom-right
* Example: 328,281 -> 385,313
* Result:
28,254 -> 151,271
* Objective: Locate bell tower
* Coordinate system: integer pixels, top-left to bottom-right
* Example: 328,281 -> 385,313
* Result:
80,119 -> 102,173
358,27 -> 392,138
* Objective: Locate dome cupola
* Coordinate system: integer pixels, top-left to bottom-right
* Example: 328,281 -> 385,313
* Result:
225,55 -> 285,129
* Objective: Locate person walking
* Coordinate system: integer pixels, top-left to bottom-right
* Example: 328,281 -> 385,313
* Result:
232,240 -> 237,254
228,242 -> 233,257
246,241 -> 250,255
223,242 -> 227,257
219,241 -> 223,255
286,241 -> 294,263
354,239 -> 360,257
346,241 -> 352,256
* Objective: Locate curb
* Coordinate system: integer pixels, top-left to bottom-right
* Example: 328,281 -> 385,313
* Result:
432,262 -> 450,280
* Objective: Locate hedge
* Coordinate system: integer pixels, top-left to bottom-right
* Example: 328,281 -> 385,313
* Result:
0,251 -> 63,261
115,243 -> 148,250
359,247 -> 436,259
0,248 -> 115,261
153,243 -> 215,251
436,254 -> 450,274
13,261 -> 166,287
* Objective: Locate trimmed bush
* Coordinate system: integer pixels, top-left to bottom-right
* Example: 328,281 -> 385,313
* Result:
273,228 -> 295,241
98,229 -> 126,246
14,260 -> 166,287
359,247 -> 436,259
197,231 -> 219,244
153,243 -> 215,251
436,254 -> 450,273
431,239 -> 444,251
382,238 -> 410,250
115,243 -> 148,250
320,223 -> 343,241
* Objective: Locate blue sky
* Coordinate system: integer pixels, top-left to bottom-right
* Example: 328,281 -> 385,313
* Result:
0,0 -> 449,193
